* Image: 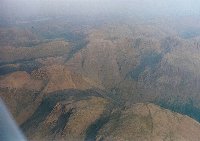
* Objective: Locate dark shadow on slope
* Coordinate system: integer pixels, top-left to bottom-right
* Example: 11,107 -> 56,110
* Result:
19,60 -> 42,73
65,40 -> 89,62
179,28 -> 200,39
0,59 -> 42,75
51,108 -> 74,134
0,65 -> 18,76
129,52 -> 162,81
21,89 -> 106,133
155,99 -> 200,122
21,96 -> 56,132
84,105 -> 124,141
84,116 -> 110,141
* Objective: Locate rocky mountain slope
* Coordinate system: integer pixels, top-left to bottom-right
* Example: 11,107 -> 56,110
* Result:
97,103 -> 200,141
1,17 -> 200,140
19,94 -> 200,141
66,23 -> 200,122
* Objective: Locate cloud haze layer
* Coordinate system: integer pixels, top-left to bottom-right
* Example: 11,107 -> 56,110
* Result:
1,0 -> 200,21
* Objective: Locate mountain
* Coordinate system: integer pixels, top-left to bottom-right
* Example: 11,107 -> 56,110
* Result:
65,22 -> 200,121
19,94 -> 200,141
1,16 -> 200,140
97,103 -> 200,141
0,65 -> 102,124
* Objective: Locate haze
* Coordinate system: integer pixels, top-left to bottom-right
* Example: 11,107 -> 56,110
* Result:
1,0 -> 200,22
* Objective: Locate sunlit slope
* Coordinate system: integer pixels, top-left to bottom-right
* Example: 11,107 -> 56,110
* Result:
97,103 -> 200,141
20,97 -> 200,141
1,17 -> 200,141
65,23 -> 200,121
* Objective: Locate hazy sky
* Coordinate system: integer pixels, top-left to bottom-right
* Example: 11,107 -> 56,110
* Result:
1,0 -> 200,20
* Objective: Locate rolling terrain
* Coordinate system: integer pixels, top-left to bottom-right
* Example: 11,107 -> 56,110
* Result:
1,17 -> 200,141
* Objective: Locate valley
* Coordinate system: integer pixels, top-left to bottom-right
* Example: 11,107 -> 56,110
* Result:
1,16 -> 200,141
